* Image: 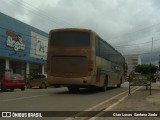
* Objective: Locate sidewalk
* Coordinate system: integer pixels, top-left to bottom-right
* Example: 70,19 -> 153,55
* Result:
96,82 -> 160,120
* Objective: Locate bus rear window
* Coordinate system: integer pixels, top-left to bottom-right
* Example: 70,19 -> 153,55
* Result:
50,31 -> 90,46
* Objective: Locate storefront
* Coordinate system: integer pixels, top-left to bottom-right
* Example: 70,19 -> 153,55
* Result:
10,60 -> 26,78
0,59 -> 5,74
29,63 -> 42,75
0,12 -> 48,81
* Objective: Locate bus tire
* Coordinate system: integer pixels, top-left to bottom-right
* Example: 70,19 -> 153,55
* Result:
67,86 -> 79,92
100,76 -> 108,92
117,77 -> 122,88
117,84 -> 121,88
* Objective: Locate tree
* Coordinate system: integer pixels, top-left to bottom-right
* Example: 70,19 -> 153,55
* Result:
135,64 -> 158,74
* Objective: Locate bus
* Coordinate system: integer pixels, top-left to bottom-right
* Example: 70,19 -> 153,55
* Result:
47,28 -> 127,92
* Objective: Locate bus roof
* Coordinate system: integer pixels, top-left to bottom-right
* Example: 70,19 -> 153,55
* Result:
49,28 -> 94,33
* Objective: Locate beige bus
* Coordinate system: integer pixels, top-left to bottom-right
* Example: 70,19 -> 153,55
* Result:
47,28 -> 127,92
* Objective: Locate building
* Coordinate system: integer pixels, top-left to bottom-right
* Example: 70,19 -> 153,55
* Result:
125,55 -> 141,75
0,12 -> 48,80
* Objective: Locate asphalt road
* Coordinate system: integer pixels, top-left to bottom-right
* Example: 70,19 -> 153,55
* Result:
0,82 -> 129,119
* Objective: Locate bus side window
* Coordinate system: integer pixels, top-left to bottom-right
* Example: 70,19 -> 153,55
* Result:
96,37 -> 100,56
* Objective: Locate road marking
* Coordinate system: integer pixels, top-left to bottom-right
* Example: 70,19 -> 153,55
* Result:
65,86 -> 141,120
89,86 -> 142,120
83,88 -> 135,111
1,94 -> 49,102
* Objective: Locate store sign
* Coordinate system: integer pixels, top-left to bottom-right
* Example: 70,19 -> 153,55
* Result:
6,31 -> 25,51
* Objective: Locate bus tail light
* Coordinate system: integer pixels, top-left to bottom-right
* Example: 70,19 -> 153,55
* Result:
88,60 -> 93,71
47,61 -> 50,71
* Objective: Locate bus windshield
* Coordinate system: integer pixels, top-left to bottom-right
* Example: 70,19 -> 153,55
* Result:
50,31 -> 90,47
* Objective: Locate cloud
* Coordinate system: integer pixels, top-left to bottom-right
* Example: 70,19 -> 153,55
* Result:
14,14 -> 31,24
0,0 -> 24,17
1,0 -> 160,64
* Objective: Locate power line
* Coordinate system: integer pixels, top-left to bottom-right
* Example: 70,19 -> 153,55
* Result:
1,25 -> 160,51
21,0 -> 74,27
4,0 -> 160,42
123,50 -> 160,56
114,41 -> 151,47
114,38 -> 160,48
12,0 -> 75,28
108,23 -> 160,42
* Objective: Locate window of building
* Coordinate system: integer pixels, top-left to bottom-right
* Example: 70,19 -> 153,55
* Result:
10,60 -> 26,78
29,63 -> 42,75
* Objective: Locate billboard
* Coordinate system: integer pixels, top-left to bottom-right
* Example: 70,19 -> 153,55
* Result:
30,31 -> 48,60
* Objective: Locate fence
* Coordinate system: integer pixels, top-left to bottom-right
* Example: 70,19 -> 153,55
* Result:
128,74 -> 151,95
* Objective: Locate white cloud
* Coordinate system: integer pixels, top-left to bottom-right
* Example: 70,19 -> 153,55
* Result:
14,14 -> 31,24
1,0 -> 160,64
22,0 -> 59,8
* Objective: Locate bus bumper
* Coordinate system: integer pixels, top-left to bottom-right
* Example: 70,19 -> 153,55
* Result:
47,76 -> 96,87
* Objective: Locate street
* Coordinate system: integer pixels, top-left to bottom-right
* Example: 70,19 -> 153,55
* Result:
0,82 -> 160,120
0,82 -> 130,120
0,82 -> 129,111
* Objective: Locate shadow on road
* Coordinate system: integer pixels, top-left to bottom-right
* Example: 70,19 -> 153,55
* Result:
0,89 -> 15,92
52,86 -> 119,95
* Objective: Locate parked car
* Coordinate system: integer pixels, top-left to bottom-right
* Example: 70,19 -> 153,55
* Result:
0,73 -> 25,91
26,74 -> 48,89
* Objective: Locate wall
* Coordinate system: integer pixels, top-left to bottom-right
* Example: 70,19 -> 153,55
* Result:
0,12 -> 48,64
125,55 -> 141,75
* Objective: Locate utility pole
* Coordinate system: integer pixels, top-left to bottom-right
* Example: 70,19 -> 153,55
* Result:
159,55 -> 160,70
150,37 -> 153,65
149,37 -> 153,96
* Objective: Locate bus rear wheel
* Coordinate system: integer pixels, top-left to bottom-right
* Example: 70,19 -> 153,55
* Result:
117,84 -> 121,88
117,77 -> 122,88
100,77 -> 108,92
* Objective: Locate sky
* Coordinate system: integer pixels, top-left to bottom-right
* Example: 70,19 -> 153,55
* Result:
0,0 -> 160,65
